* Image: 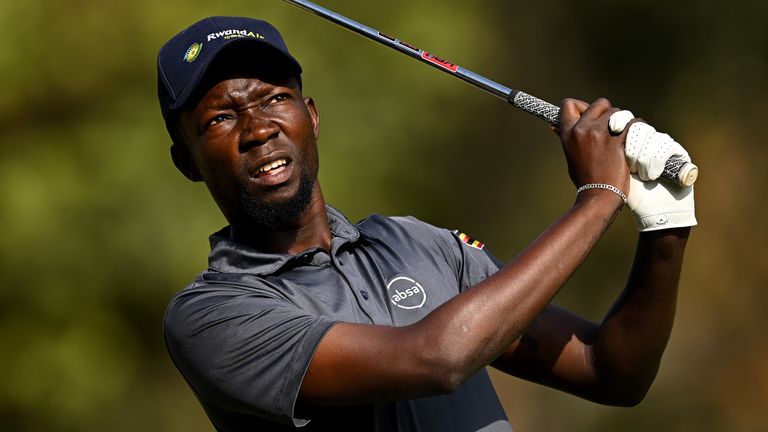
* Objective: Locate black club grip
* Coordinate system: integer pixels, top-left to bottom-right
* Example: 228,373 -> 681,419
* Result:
509,91 -> 698,187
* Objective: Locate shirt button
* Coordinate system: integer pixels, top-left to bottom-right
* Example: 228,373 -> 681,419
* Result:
338,260 -> 344,266
360,290 -> 369,300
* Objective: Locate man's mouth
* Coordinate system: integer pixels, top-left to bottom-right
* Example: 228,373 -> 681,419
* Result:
254,158 -> 288,177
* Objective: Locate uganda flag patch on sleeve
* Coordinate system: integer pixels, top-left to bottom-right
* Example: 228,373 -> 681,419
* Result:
452,230 -> 485,250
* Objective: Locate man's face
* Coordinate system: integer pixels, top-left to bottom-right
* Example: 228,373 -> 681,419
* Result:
177,58 -> 320,228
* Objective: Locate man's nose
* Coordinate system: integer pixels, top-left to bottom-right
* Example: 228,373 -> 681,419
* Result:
239,114 -> 280,151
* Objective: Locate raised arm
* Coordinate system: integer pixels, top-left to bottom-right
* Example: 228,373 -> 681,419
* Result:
299,98 -> 632,406
492,227 -> 689,406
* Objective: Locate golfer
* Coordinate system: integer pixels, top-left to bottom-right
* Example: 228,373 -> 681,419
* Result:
159,16 -> 695,431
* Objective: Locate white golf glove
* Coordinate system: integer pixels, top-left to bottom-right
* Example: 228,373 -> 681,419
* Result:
609,110 -> 691,181
626,174 -> 697,232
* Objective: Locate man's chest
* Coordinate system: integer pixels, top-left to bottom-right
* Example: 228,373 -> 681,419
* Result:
261,238 -> 461,326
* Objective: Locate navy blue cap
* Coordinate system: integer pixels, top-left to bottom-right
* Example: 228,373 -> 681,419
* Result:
157,16 -> 302,131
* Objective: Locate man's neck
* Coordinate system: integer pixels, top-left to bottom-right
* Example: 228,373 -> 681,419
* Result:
229,185 -> 332,255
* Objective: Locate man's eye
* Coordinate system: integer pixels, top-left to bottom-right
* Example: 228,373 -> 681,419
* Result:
206,114 -> 230,127
270,94 -> 289,104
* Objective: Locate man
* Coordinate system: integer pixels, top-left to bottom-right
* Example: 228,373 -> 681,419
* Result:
158,16 -> 695,431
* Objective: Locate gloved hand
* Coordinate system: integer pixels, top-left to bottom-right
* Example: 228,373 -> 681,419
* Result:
626,174 -> 697,231
609,110 -> 691,181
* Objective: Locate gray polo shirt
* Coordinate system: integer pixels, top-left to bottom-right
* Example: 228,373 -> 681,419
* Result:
164,206 -> 512,431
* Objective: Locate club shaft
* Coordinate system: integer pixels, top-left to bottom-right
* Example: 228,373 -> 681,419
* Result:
283,0 -> 696,187
283,1 -> 516,101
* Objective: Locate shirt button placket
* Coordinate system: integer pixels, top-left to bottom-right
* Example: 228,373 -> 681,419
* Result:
333,255 -> 372,322
338,258 -> 370,301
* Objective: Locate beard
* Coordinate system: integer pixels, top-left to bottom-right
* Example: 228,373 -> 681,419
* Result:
236,172 -> 316,230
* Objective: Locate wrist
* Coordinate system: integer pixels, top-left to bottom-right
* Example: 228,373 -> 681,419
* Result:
576,183 -> 627,204
638,226 -> 691,243
574,187 -> 625,215
637,227 -> 690,260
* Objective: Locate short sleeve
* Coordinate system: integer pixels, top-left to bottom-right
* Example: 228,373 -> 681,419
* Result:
444,229 -> 503,292
163,283 -> 337,426
397,217 -> 502,293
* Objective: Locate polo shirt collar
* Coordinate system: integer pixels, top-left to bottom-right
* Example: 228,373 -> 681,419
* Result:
207,205 -> 360,275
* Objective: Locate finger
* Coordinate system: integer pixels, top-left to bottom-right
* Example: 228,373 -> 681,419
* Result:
580,97 -> 614,121
608,110 -> 635,134
558,98 -> 589,133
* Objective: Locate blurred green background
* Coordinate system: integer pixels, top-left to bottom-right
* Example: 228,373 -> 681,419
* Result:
1,0 -> 766,430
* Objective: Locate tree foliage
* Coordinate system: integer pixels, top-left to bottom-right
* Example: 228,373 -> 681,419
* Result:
1,1 -> 766,430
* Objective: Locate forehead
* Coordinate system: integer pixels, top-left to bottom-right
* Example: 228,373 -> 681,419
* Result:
186,44 -> 301,110
195,71 -> 297,107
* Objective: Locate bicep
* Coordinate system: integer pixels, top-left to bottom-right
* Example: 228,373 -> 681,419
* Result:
491,304 -> 602,397
299,321 -> 451,406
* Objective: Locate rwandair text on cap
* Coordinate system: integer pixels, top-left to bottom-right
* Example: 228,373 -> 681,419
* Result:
207,30 -> 265,41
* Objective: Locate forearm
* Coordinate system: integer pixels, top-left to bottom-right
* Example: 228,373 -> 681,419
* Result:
589,227 -> 690,402
413,191 -> 623,387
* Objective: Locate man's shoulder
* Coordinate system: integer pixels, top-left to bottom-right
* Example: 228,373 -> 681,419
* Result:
356,213 -> 448,239
164,273 -> 284,326
169,271 -> 285,302
351,213 -> 467,269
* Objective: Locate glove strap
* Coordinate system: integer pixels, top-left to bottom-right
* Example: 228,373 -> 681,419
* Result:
576,183 -> 628,204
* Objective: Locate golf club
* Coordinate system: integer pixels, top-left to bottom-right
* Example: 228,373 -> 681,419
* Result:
283,0 -> 698,187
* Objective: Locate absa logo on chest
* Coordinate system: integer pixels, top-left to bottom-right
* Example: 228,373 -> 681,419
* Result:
387,276 -> 427,310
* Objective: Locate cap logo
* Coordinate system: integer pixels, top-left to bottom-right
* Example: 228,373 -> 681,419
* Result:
206,29 -> 265,42
183,42 -> 203,63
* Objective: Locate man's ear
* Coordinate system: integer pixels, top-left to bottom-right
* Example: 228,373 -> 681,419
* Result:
170,143 -> 203,182
304,96 -> 320,140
